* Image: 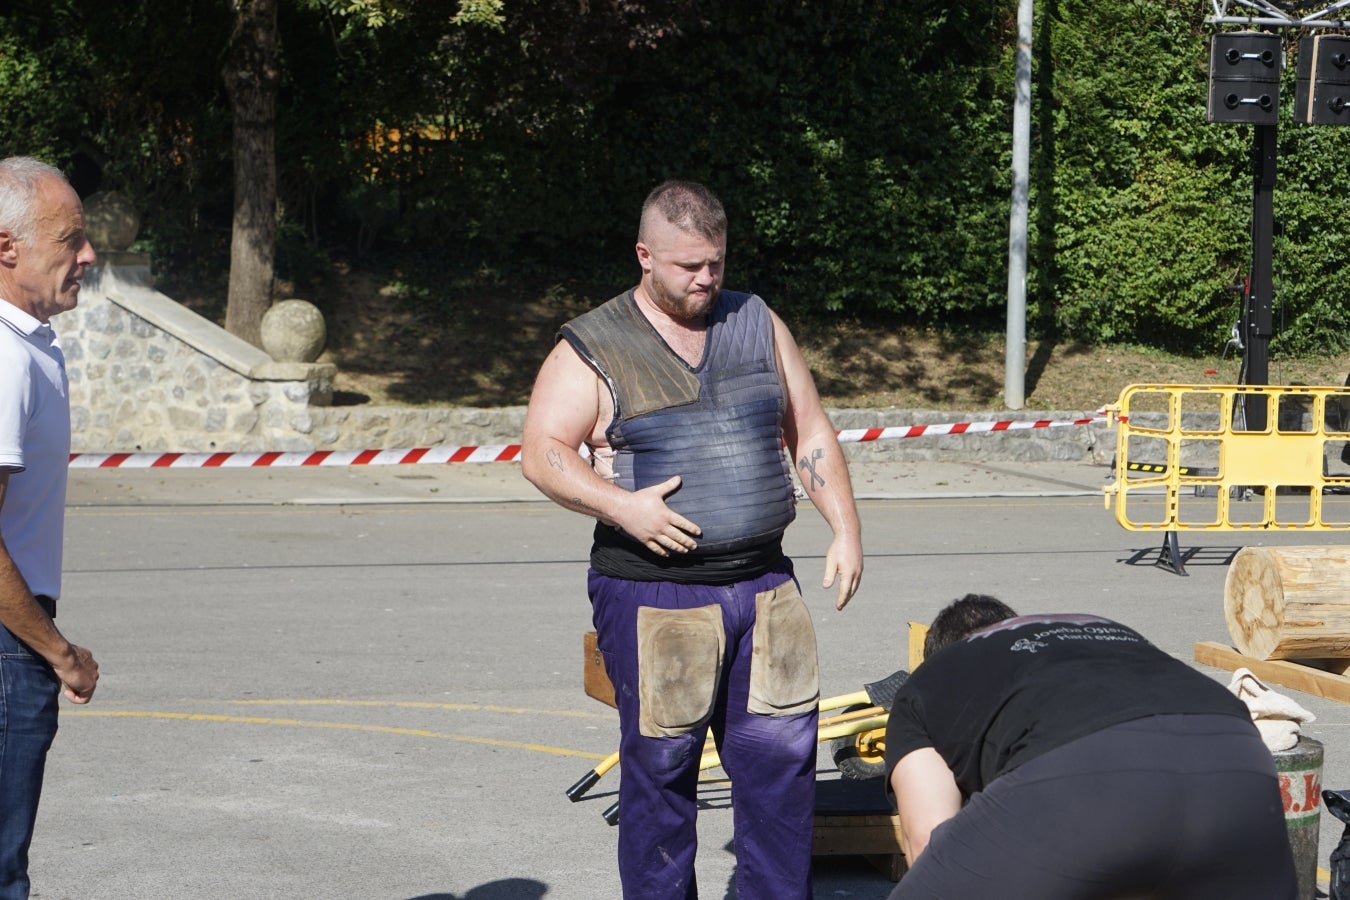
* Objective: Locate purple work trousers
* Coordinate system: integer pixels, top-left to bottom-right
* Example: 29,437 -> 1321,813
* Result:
589,562 -> 819,900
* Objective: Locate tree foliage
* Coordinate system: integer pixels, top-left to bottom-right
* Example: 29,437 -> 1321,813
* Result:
2,0 -> 1349,357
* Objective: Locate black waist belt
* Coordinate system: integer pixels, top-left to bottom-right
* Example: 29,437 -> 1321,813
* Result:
590,523 -> 786,585
34,595 -> 55,618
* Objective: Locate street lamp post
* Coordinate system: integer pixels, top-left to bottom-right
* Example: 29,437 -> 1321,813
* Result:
1005,0 -> 1034,410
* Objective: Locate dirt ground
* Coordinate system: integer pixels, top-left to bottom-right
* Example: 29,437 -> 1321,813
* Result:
267,267 -> 1350,413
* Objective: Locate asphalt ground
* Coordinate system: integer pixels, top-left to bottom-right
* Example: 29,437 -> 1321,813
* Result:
22,458 -> 1349,899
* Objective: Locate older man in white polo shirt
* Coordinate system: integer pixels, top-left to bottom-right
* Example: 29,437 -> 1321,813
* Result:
0,156 -> 100,900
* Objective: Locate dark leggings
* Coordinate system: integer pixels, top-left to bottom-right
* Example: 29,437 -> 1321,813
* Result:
889,714 -> 1298,900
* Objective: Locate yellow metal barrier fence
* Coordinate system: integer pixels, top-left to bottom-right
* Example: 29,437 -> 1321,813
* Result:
1102,384 -> 1350,531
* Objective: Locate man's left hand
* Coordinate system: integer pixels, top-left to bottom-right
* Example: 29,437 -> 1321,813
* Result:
823,534 -> 863,610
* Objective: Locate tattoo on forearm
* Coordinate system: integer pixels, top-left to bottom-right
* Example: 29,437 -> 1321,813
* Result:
546,448 -> 566,473
571,497 -> 601,514
798,448 -> 826,491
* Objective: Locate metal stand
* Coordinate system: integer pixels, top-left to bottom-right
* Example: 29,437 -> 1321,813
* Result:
1123,532 -> 1193,575
1241,121 -> 1276,429
1155,530 -> 1191,576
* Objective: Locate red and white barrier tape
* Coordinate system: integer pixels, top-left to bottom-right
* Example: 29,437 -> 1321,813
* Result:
834,415 -> 1106,445
67,415 -> 1110,469
67,446 -> 524,469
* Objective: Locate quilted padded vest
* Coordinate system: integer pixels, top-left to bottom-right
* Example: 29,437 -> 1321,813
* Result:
559,290 -> 796,555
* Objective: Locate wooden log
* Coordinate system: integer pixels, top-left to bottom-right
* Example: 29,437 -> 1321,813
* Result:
1225,546 -> 1350,659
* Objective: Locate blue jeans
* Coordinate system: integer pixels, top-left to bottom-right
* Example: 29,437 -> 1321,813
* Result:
0,626 -> 60,900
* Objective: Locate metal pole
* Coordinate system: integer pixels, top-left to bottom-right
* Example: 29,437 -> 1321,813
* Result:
1243,121 -> 1276,430
1005,0 -> 1034,410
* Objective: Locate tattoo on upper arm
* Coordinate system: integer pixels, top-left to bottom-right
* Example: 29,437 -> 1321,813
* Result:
798,448 -> 826,491
546,448 -> 566,473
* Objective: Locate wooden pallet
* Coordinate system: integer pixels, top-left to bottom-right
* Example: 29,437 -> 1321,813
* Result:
813,777 -> 907,881
1194,641 -> 1350,704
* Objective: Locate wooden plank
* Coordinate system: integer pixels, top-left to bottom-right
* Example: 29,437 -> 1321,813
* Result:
1194,641 -> 1350,704
812,777 -> 908,880
817,814 -> 896,829
583,631 -> 617,708
812,817 -> 907,881
812,819 -> 904,855
908,621 -> 928,670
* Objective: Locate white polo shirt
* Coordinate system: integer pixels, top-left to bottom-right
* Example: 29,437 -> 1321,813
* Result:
0,297 -> 71,599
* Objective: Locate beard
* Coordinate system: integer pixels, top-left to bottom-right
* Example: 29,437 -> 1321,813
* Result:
647,277 -> 719,321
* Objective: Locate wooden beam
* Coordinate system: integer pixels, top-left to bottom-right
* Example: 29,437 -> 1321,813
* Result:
1194,641 -> 1350,704
583,631 -> 617,708
909,621 -> 928,671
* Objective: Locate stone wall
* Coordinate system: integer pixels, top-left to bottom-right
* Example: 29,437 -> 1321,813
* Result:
828,409 -> 1113,465
60,261 -> 1110,462
65,260 -> 336,453
302,405 -> 1113,463
304,405 -> 529,452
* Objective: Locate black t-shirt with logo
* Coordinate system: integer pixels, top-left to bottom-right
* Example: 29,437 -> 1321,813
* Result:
883,615 -> 1252,799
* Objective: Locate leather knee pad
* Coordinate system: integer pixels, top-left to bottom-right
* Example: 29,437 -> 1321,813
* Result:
636,605 -> 725,738
748,581 -> 819,716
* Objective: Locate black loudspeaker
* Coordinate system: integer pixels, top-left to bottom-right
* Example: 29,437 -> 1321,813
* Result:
1208,32 -> 1282,125
1296,35 -> 1350,125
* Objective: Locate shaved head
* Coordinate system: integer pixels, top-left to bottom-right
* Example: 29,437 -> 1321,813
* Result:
638,180 -> 727,244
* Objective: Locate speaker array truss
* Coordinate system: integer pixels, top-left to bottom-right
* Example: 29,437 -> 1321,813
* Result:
1207,0 -> 1350,29
1202,1 -> 1350,424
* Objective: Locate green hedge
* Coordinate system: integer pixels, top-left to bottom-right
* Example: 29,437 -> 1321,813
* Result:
3,0 -> 1349,356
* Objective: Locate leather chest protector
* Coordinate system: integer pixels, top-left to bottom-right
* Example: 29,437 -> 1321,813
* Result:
559,290 -> 796,555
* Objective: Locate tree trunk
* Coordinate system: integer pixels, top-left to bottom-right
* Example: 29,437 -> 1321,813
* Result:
222,0 -> 279,349
1225,546 -> 1350,660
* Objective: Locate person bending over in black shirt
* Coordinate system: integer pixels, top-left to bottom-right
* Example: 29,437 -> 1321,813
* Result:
883,594 -> 1297,900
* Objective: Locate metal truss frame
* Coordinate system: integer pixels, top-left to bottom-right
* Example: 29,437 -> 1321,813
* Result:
1208,0 -> 1350,28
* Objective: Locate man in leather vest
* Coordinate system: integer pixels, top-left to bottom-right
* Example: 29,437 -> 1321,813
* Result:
522,180 -> 863,899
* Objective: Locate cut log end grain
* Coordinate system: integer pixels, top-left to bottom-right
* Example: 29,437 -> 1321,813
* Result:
1225,546 -> 1350,660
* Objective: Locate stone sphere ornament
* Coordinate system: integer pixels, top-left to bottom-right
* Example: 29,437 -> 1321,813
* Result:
260,299 -> 327,363
83,191 -> 142,251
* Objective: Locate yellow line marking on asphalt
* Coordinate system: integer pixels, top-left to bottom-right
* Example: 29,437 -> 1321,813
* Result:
64,710 -> 607,761
67,504 -> 542,518
215,699 -> 615,719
